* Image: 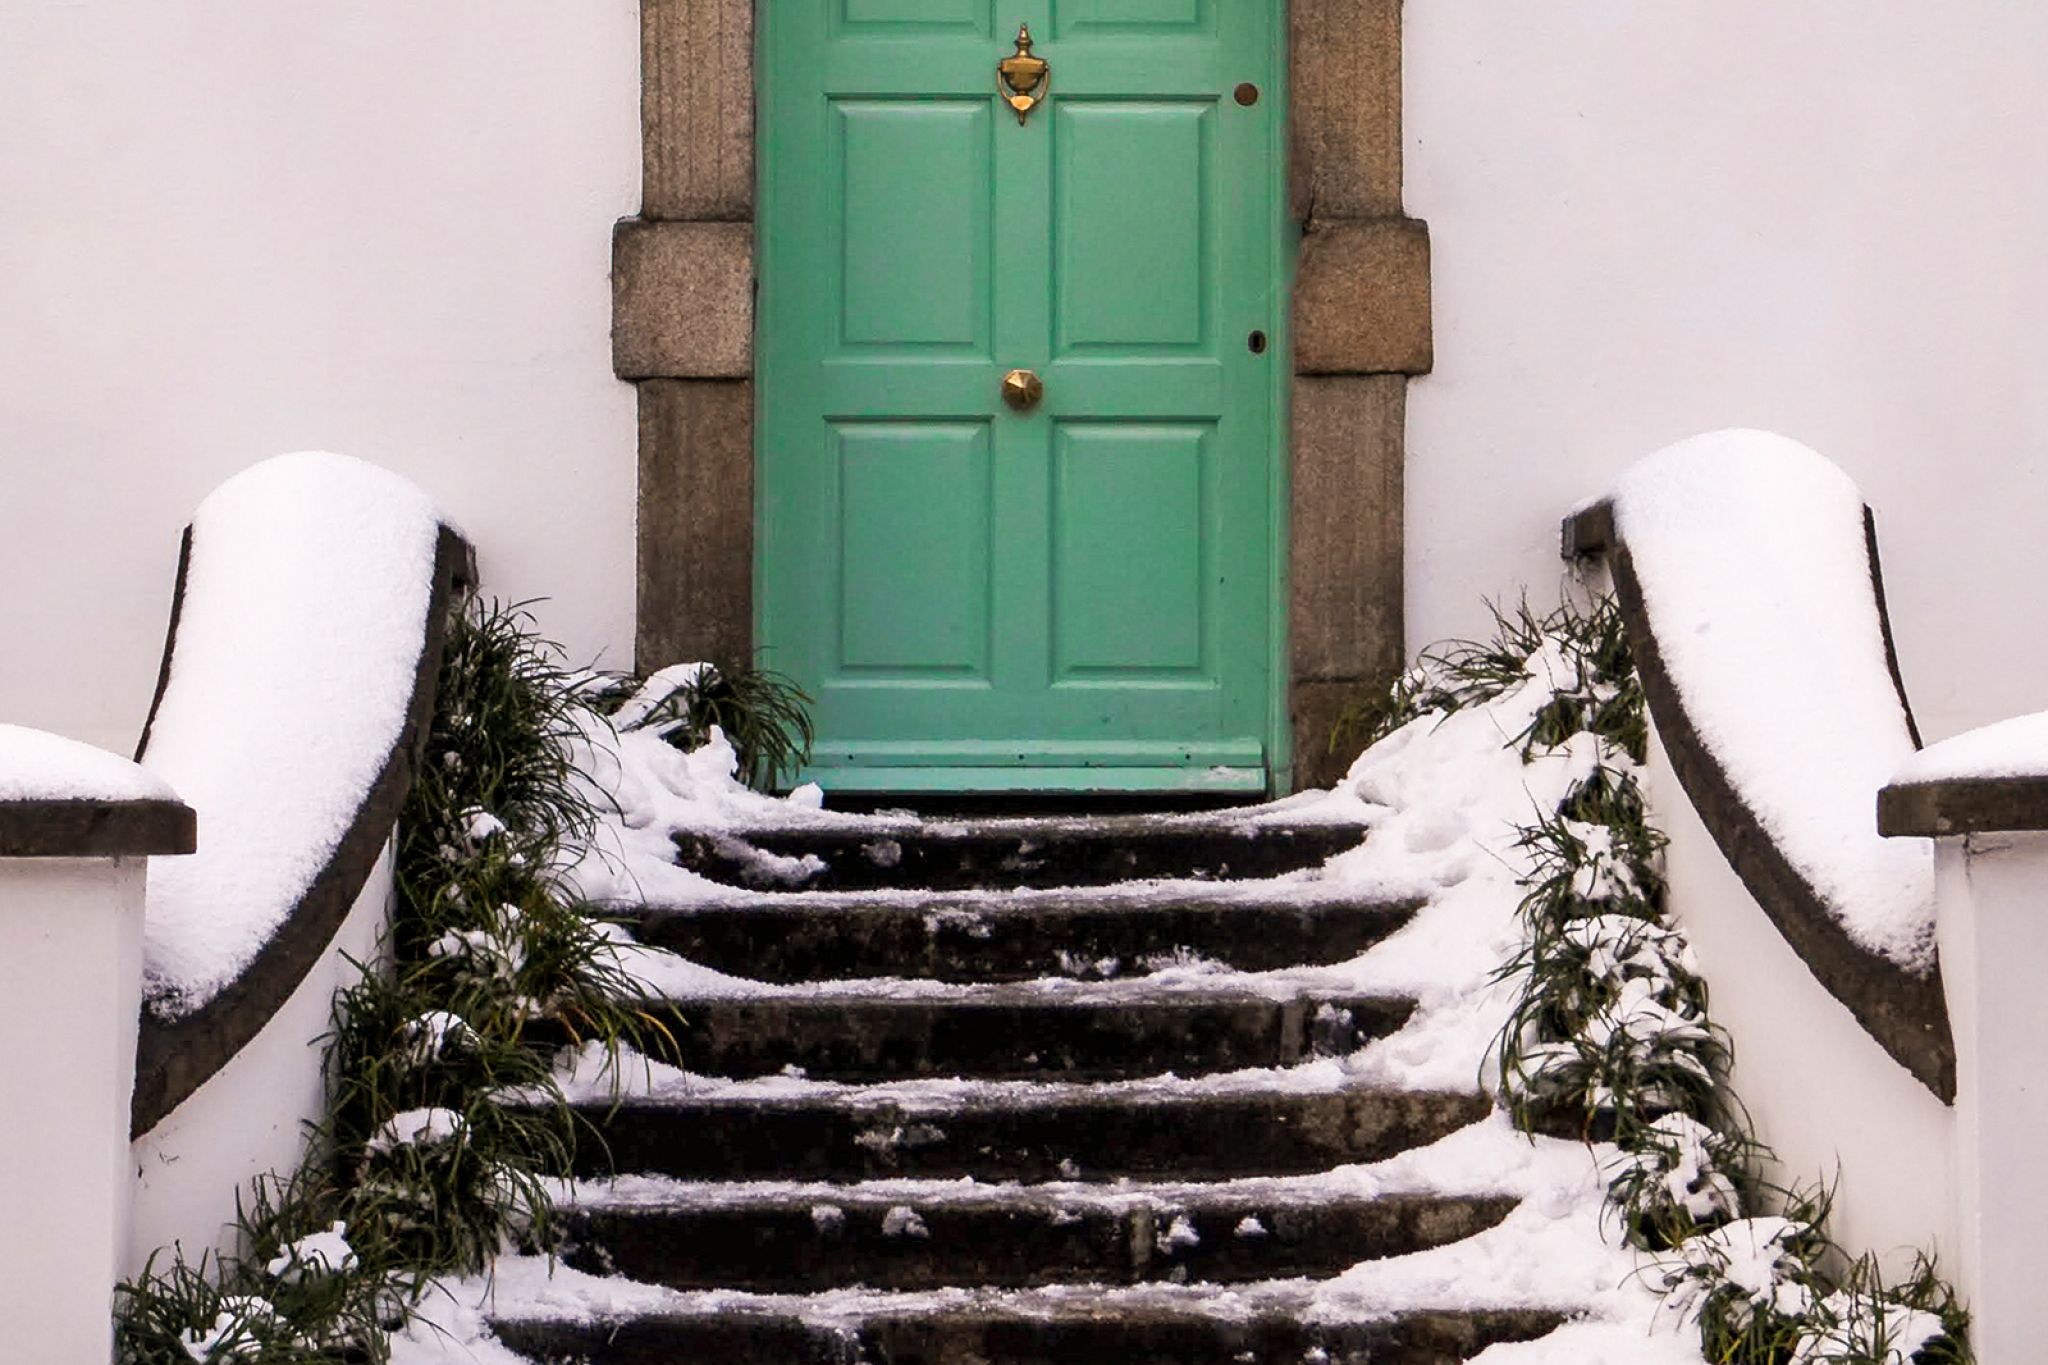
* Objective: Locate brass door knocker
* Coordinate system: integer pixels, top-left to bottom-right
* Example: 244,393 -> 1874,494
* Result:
998,24 -> 1048,125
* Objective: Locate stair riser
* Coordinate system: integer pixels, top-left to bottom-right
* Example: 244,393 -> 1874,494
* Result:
623,900 -> 1419,984
494,1309 -> 1566,1365
675,823 -> 1365,893
653,995 -> 1412,1082
569,1091 -> 1493,1182
561,1195 -> 1517,1292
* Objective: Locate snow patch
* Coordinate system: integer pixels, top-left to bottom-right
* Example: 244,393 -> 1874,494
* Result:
1609,430 -> 1934,972
138,452 -> 443,1013
0,724 -> 177,803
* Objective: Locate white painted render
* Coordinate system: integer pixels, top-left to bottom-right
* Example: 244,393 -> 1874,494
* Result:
0,2 -> 641,755
1932,828 -> 2048,1362
1405,2 -> 2048,747
128,844 -> 392,1277
1644,730 -> 1955,1272
0,855 -> 151,1363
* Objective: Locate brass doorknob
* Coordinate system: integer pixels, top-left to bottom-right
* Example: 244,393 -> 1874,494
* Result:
1002,368 -> 1044,411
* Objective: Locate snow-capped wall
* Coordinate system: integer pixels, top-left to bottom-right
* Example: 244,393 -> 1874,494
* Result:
1404,3 -> 2048,747
0,1 -> 638,756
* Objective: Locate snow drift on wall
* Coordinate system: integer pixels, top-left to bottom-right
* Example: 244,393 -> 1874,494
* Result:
138,452 -> 442,1013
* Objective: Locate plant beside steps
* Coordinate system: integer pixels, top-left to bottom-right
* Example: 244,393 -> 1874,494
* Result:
493,813 -> 1570,1365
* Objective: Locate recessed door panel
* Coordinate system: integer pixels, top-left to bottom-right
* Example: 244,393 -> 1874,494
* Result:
834,423 -> 993,676
1055,102 -> 1211,351
839,0 -> 994,34
838,101 -> 993,350
1051,0 -> 1211,36
1052,423 -> 1211,679
760,1 -> 1283,791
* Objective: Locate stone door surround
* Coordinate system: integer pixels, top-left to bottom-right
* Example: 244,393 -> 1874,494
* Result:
615,0 -> 1429,790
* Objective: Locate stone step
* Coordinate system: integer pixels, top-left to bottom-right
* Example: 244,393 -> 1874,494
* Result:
644,989 -> 1413,1082
493,1304 -> 1566,1365
566,1084 -> 1492,1183
560,1184 -> 1518,1293
620,890 -> 1419,984
673,815 -> 1368,892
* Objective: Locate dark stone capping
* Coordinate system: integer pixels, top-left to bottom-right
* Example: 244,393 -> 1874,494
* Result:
1559,500 -> 1614,561
1879,778 -> 2048,839
0,799 -> 195,859
1865,507 -> 1923,750
130,525 -> 473,1138
1566,513 -> 1956,1102
135,526 -> 194,763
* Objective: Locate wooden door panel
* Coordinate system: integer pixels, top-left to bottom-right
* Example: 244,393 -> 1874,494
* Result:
1051,422 -> 1212,679
1051,0 -> 1211,36
839,0 -> 996,35
837,101 -> 994,351
1054,101 -> 1212,351
832,422 -> 994,678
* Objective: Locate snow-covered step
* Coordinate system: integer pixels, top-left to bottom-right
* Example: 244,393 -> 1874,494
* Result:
674,814 -> 1368,892
492,1301 -> 1565,1365
641,987 -> 1414,1082
619,886 -> 1420,984
558,1183 -> 1518,1293
566,1083 -> 1492,1183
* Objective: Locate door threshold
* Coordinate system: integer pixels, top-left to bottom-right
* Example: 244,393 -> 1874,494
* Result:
794,765 -> 1271,798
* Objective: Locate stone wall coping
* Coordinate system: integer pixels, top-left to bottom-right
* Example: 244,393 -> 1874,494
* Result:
1879,776 -> 2048,839
0,798 -> 196,859
0,724 -> 196,858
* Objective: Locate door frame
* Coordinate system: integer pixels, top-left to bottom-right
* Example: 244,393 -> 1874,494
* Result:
617,0 -> 1429,792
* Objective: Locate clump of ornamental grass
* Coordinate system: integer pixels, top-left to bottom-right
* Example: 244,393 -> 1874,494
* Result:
1352,590 -> 1969,1364
117,597 -> 673,1363
1331,593 -> 1645,761
591,659 -> 815,790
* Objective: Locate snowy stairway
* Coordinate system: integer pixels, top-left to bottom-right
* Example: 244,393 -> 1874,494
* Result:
500,812 -> 1566,1363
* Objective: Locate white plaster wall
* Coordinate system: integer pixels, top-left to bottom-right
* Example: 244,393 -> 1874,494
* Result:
1644,726 -> 1954,1269
1405,3 -> 2048,745
0,2 -> 641,756
0,856 -> 148,1362
129,843 -> 392,1275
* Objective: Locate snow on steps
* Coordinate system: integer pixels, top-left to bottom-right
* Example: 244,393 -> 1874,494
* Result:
558,1180 -> 1517,1293
561,1078 -> 1494,1184
608,984 -> 1416,1082
672,812 -> 1372,892
494,1300 -> 1563,1365
494,808 -> 1571,1363
617,883 -> 1423,984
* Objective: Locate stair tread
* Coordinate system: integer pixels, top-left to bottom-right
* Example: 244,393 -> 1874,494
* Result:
692,811 -> 1370,840
673,817 -> 1370,891
561,1065 -> 1477,1112
636,980 -> 1413,1005
567,1178 -> 1515,1215
484,1259 -> 1576,1322
491,1290 -> 1569,1365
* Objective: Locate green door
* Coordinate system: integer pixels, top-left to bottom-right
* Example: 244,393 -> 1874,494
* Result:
758,1 -> 1285,794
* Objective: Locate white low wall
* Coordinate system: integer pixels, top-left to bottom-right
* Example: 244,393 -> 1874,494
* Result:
129,843 -> 393,1274
1643,727 -> 1954,1269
